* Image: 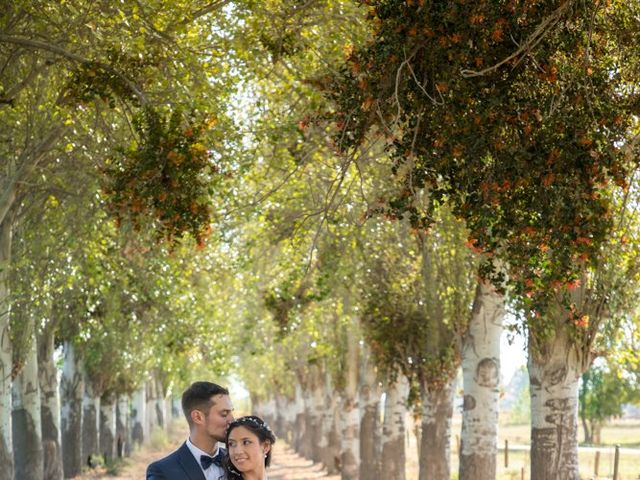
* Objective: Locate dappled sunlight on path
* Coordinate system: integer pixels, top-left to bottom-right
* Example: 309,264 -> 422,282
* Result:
268,443 -> 339,480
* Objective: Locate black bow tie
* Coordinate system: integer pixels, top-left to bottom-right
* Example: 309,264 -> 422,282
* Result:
200,450 -> 224,470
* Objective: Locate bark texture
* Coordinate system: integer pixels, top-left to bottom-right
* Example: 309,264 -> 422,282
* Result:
419,378 -> 455,480
61,342 -> 84,477
340,325 -> 360,480
359,347 -> 380,480
100,393 -> 116,464
12,331 -> 44,480
380,373 -> 409,480
131,387 -> 146,447
529,328 -> 584,480
38,330 -> 63,480
82,379 -> 100,466
459,280 -> 504,480
115,395 -> 131,458
0,218 -> 13,480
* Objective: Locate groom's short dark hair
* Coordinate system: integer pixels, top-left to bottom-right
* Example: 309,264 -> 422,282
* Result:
182,381 -> 229,424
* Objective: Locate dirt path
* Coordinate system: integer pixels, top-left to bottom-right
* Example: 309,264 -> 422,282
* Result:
76,425 -> 339,480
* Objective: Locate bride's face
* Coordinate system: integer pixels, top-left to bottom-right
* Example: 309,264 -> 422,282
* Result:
228,426 -> 271,475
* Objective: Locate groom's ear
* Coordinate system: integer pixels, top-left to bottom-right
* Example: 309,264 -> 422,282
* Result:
190,409 -> 204,425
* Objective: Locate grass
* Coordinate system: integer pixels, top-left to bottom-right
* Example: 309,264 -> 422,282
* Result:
405,417 -> 640,479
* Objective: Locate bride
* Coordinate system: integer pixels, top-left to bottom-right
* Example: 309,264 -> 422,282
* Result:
223,415 -> 276,480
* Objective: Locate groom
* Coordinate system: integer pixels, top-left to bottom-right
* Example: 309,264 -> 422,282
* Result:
147,381 -> 235,480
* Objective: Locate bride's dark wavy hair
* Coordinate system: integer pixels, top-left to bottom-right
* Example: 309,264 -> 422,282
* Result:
223,415 -> 277,479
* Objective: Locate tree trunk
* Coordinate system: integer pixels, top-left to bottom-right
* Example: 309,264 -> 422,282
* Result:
292,383 -> 305,453
146,378 -> 158,436
340,324 -> 360,480
131,386 -> 146,447
581,413 -> 591,444
12,326 -> 44,480
310,363 -> 325,463
419,377 -> 455,480
100,393 -> 116,464
0,217 -> 13,480
459,279 -> 504,480
154,376 -> 165,429
61,341 -> 84,477
380,372 -> 409,480
318,368 -> 340,474
529,329 -> 584,480
38,329 -> 63,480
116,395 -> 131,457
359,346 -> 381,480
82,378 -> 100,466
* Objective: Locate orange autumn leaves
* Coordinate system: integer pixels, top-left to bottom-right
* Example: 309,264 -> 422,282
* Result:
103,108 -> 217,249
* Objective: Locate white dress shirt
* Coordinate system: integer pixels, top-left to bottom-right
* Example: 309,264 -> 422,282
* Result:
186,437 -> 225,480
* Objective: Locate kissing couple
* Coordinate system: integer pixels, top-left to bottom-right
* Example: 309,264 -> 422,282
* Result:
146,381 -> 276,480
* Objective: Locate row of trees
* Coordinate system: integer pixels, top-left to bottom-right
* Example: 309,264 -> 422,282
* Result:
1,1 -> 640,480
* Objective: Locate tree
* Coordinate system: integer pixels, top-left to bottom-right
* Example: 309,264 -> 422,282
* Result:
325,2 -> 640,478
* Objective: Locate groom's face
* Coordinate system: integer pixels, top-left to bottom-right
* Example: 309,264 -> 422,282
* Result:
203,394 -> 234,442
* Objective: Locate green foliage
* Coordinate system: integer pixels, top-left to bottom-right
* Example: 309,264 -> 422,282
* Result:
104,107 -> 218,246
326,0 -> 640,320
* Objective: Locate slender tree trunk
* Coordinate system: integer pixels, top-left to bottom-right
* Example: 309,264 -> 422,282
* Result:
38,329 -> 63,480
154,376 -> 165,429
419,377 -> 455,480
82,378 -> 100,466
310,363 -> 325,463
581,413 -> 591,444
116,395 -> 131,457
459,279 -> 504,480
12,326 -> 44,480
146,378 -> 158,436
320,369 -> 340,475
131,386 -> 146,447
0,217 -> 13,480
340,324 -> 360,480
300,380 -> 314,459
292,383 -> 305,453
380,372 -> 409,480
529,328 -> 584,480
61,341 -> 84,477
359,346 -> 380,480
100,392 -> 116,464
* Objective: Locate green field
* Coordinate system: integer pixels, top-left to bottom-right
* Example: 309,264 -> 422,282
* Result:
405,418 -> 640,479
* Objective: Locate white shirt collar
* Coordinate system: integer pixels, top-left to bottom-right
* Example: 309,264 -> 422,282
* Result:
186,437 -> 225,480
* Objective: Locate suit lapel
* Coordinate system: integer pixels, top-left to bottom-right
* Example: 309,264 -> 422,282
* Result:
177,442 -> 206,480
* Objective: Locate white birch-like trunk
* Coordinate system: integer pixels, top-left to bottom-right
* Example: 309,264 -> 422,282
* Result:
529,328 -> 584,480
38,329 -> 63,480
320,369 -> 340,474
292,383 -> 305,453
99,393 -> 116,463
115,395 -> 131,457
419,377 -> 455,480
154,376 -> 165,429
146,378 -> 158,436
300,379 -> 314,459
380,372 -> 410,480
359,345 -> 381,480
309,363 -> 325,463
0,217 -> 13,480
61,342 -> 84,477
12,327 -> 43,480
82,378 -> 100,464
459,279 -> 504,480
131,386 -> 146,446
274,393 -> 288,440
340,326 -> 360,480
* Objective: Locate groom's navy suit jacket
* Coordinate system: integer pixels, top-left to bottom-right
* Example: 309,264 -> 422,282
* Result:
146,442 -> 209,480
